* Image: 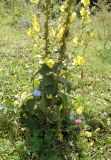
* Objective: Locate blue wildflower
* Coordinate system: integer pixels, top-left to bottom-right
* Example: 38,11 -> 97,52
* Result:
33,89 -> 41,97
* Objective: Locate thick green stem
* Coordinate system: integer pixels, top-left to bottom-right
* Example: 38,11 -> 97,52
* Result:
59,0 -> 73,58
44,0 -> 51,56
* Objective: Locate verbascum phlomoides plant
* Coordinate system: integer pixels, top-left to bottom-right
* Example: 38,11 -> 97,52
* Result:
20,0 -> 93,158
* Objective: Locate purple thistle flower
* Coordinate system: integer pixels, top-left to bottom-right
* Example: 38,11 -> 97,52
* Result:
33,89 -> 41,97
74,118 -> 82,126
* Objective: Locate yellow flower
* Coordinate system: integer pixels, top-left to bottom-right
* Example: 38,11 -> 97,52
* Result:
84,131 -> 92,138
60,5 -> 66,12
34,23 -> 40,32
69,12 -> 76,23
32,15 -> 40,32
27,28 -> 33,37
30,0 -> 39,4
80,7 -> 90,20
76,107 -> 84,115
77,55 -> 85,65
57,27 -> 65,42
44,58 -> 54,68
81,0 -> 90,6
73,55 -> 85,65
80,7 -> 86,17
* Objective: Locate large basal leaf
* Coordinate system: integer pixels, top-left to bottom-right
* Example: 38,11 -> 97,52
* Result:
21,98 -> 35,113
41,75 -> 55,86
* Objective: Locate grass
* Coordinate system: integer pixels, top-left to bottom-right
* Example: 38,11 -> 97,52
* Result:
0,2 -> 111,159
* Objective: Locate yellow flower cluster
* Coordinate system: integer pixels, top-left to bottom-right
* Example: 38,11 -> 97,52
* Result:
44,58 -> 54,68
32,15 -> 40,32
81,0 -> 90,6
27,15 -> 40,38
80,7 -> 91,23
27,28 -> 33,37
73,55 -> 85,65
57,27 -> 65,42
30,0 -> 39,4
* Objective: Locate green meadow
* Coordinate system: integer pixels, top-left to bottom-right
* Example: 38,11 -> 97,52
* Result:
0,1 -> 111,159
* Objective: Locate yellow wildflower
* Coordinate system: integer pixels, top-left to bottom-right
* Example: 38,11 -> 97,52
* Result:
81,0 -> 90,6
34,23 -> 40,32
69,12 -> 76,23
77,55 -> 85,65
76,107 -> 84,115
27,28 -> 33,37
30,0 -> 39,4
84,131 -> 92,138
32,15 -> 40,32
44,58 -> 54,68
73,55 -> 85,65
60,5 -> 66,12
57,27 -> 65,42
80,7 -> 90,21
80,7 -> 86,17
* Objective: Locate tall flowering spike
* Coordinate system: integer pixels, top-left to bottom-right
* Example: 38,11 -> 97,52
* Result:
44,0 -> 51,56
80,0 -> 91,23
57,0 -> 74,58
